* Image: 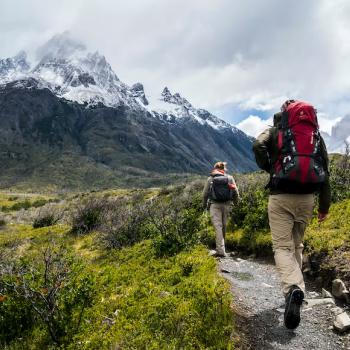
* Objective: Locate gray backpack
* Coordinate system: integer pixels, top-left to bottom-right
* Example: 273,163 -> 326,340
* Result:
209,174 -> 234,202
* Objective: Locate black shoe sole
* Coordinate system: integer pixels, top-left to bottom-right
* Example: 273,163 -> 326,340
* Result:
284,288 -> 304,329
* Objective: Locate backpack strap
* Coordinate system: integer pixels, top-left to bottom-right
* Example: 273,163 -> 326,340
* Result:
212,173 -> 225,178
278,130 -> 283,150
281,110 -> 289,129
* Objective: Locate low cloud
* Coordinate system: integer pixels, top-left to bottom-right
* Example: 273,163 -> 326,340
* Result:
236,115 -> 273,137
317,114 -> 342,135
1,0 -> 350,125
236,113 -> 342,138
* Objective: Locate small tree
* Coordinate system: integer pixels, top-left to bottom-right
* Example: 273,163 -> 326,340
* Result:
148,193 -> 203,257
71,198 -> 108,234
0,241 -> 95,346
101,195 -> 150,249
33,205 -> 62,228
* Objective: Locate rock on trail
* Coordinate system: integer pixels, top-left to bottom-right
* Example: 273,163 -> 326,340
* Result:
219,256 -> 350,350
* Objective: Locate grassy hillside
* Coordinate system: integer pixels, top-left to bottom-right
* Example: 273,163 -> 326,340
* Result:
0,153 -> 348,348
0,184 -> 235,349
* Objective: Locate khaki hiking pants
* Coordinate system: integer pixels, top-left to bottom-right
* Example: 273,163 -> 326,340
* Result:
210,202 -> 231,255
268,194 -> 314,295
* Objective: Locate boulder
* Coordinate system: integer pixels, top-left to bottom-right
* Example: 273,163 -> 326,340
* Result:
334,312 -> 350,333
332,279 -> 350,302
321,288 -> 333,299
308,291 -> 319,298
302,255 -> 311,273
331,307 -> 344,316
305,298 -> 335,307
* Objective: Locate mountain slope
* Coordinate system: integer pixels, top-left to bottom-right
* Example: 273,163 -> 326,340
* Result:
0,33 -> 256,189
321,115 -> 350,154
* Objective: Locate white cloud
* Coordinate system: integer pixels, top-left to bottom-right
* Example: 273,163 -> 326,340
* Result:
1,0 -> 350,127
317,113 -> 342,135
236,112 -> 343,139
236,115 -> 273,137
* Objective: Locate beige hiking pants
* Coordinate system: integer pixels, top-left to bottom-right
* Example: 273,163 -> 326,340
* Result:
210,202 -> 231,255
268,194 -> 314,295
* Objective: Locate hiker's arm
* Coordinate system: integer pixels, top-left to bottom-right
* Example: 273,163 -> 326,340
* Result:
229,176 -> 240,199
252,128 -> 272,172
318,136 -> 331,220
318,176 -> 331,220
320,135 -> 330,172
202,178 -> 210,209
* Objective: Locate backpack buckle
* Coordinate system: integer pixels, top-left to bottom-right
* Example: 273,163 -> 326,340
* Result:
283,155 -> 292,164
282,155 -> 295,173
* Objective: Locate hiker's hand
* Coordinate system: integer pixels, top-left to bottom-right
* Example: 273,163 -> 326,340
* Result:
318,212 -> 328,222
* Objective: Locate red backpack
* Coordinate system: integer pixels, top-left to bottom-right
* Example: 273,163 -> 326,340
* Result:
272,101 -> 326,193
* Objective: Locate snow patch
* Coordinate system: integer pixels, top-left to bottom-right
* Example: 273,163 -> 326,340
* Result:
0,32 -> 242,135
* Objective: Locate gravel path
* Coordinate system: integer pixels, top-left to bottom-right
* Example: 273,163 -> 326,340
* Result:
219,255 -> 350,350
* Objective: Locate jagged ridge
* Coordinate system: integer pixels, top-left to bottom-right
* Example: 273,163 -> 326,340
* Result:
0,33 -> 257,189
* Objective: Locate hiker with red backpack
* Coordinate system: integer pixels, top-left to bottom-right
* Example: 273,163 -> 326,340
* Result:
202,162 -> 239,257
253,100 -> 331,330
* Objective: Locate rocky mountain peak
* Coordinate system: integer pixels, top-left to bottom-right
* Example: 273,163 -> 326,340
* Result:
0,33 -> 257,186
160,87 -> 192,108
0,50 -> 30,80
35,31 -> 86,61
13,50 -> 28,64
22,33 -> 130,107
0,32 -> 246,136
161,87 -> 172,101
332,114 -> 350,140
131,83 -> 148,105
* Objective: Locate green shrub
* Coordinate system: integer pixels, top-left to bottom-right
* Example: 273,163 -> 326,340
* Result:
0,242 -> 96,347
225,173 -> 270,252
101,196 -> 150,249
33,215 -> 58,229
305,199 -> 350,254
149,193 -> 203,257
329,150 -> 350,203
101,184 -> 205,256
0,293 -> 34,344
32,199 -> 48,208
8,199 -> 31,211
33,206 -> 61,228
71,198 -> 107,234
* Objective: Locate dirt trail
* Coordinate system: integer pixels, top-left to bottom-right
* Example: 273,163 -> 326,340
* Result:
219,255 -> 350,350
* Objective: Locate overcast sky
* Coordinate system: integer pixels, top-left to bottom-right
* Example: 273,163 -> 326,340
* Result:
1,0 -> 350,136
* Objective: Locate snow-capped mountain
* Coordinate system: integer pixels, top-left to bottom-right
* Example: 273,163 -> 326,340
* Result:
147,87 -> 238,131
0,32 -> 244,135
1,33 -> 144,109
0,32 -> 256,189
322,114 -> 350,153
0,50 -> 30,82
31,32 -> 143,109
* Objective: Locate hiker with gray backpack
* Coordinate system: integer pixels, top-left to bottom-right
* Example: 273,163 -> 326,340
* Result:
253,100 -> 331,330
202,161 -> 239,257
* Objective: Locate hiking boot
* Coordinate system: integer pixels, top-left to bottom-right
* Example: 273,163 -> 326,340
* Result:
284,285 -> 304,329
